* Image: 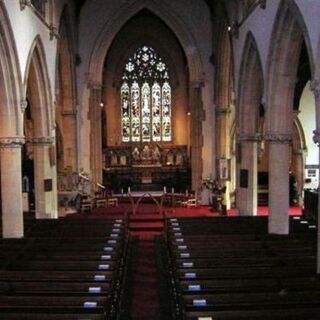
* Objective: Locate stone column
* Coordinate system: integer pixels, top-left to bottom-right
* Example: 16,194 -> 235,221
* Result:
310,79 -> 320,274
236,134 -> 258,216
88,85 -> 103,189
265,133 -> 292,234
61,110 -> 77,171
216,106 -> 231,209
31,137 -> 58,219
0,137 -> 24,238
190,82 -> 204,194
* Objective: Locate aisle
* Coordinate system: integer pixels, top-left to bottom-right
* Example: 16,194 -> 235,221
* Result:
131,239 -> 160,320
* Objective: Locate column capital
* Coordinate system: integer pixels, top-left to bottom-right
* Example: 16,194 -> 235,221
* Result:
0,136 -> 25,149
238,133 -> 262,142
310,79 -> 320,99
26,136 -> 54,146
215,105 -> 231,115
264,133 -> 292,144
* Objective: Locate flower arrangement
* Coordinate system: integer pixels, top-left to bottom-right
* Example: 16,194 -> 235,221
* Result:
202,177 -> 226,195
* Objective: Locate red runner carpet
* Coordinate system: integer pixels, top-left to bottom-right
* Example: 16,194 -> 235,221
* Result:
131,239 -> 160,320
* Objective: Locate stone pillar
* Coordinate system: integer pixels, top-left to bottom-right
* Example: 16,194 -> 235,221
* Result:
190,82 -> 204,194
310,79 -> 320,274
216,106 -> 231,209
31,137 -> 58,219
88,85 -> 103,189
61,110 -> 77,171
0,137 -> 24,238
236,134 -> 258,216
265,133 -> 292,234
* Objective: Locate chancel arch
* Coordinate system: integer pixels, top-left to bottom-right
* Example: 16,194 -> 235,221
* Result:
266,0 -> 314,234
236,31 -> 264,217
83,0 -> 212,196
23,37 -> 57,219
102,10 -> 190,194
0,2 -> 24,238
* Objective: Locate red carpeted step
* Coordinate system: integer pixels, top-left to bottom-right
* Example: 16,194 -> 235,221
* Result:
129,221 -> 163,230
130,214 -> 164,221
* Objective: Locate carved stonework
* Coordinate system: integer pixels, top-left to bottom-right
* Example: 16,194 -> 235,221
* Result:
20,0 -> 31,10
312,130 -> 320,147
26,136 -> 54,145
310,79 -> 320,100
264,133 -> 292,144
49,24 -> 59,40
20,100 -> 28,113
238,133 -> 262,142
0,136 -> 25,148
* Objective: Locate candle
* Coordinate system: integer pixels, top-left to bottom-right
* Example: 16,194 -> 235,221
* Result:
121,188 -> 123,194
164,186 -> 167,193
172,187 -> 174,194
186,189 -> 188,196
128,187 -> 131,193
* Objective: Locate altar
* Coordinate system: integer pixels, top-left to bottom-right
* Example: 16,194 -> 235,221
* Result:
116,191 -> 165,215
103,144 -> 191,193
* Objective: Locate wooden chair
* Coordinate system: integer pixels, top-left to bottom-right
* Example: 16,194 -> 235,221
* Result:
80,197 -> 93,212
181,192 -> 198,208
105,191 -> 118,207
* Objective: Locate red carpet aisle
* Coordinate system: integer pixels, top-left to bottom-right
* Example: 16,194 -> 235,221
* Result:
131,239 -> 160,320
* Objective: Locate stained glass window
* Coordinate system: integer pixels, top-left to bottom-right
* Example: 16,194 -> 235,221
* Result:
121,46 -> 172,142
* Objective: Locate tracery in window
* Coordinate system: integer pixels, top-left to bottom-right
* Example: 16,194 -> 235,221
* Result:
121,45 -> 172,142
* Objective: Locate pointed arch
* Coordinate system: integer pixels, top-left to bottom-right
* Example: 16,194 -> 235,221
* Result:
24,35 -> 52,138
264,0 -> 314,234
0,2 -> 23,138
238,31 -> 264,135
266,0 -> 314,131
87,0 -> 203,84
56,4 -> 77,113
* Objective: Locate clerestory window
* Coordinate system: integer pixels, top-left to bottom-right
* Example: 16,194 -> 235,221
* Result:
121,45 -> 172,143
